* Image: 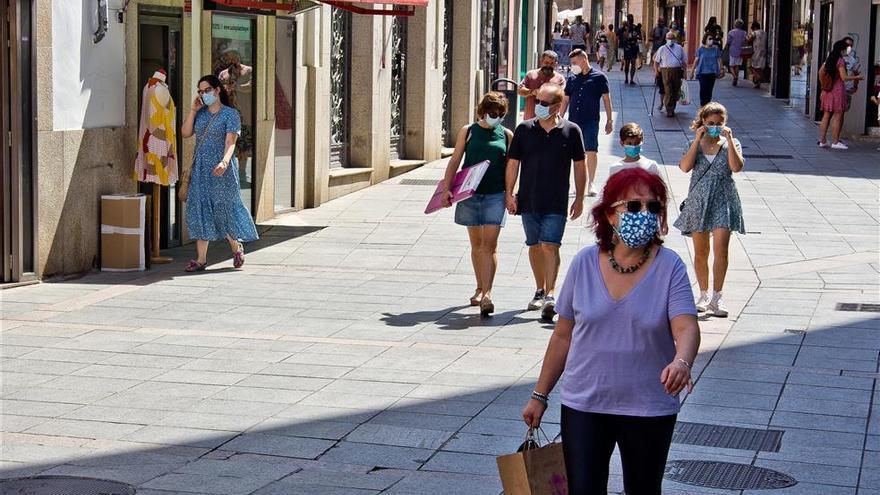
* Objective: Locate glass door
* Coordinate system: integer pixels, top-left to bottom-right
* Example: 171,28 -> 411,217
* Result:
211,14 -> 257,211
274,18 -> 296,212
138,8 -> 183,248
1,0 -> 36,283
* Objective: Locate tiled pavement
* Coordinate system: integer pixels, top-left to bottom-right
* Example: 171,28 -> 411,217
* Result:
1,70 -> 878,494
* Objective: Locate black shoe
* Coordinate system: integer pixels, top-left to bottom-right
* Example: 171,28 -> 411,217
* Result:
541,296 -> 556,321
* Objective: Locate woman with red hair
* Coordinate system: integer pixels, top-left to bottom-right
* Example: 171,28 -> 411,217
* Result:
522,168 -> 700,494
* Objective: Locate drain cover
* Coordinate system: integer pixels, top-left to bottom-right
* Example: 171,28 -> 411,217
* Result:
398,178 -> 438,186
0,476 -> 135,495
835,303 -> 880,313
664,460 -> 797,489
673,422 -> 784,452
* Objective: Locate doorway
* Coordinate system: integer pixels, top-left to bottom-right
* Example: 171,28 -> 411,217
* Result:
1,0 -> 37,283
814,1 -> 833,120
138,7 -> 183,249
274,17 -> 297,212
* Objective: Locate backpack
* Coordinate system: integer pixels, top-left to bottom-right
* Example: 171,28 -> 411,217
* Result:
818,63 -> 834,92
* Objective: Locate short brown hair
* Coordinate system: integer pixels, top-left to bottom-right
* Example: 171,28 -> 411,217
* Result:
691,102 -> 727,130
619,122 -> 643,140
476,91 -> 509,117
568,48 -> 587,61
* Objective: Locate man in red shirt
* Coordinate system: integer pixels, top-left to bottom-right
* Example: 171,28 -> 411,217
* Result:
518,51 -> 567,120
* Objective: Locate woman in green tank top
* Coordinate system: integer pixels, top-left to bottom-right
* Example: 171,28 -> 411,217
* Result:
440,92 -> 513,316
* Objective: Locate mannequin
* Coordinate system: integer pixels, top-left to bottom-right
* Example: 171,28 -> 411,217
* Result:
134,69 -> 178,264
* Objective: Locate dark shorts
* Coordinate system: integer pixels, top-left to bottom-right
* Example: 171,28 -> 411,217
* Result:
577,120 -> 600,152
454,192 -> 507,227
522,213 -> 567,246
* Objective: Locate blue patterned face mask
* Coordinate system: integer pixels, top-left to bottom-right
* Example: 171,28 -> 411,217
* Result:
613,211 -> 659,248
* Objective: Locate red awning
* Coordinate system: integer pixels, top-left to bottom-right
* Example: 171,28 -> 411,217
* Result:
208,0 -> 425,16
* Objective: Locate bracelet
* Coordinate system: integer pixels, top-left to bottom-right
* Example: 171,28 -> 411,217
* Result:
676,358 -> 692,369
531,391 -> 549,407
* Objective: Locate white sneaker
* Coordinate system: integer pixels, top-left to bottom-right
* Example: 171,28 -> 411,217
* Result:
817,141 -> 830,148
708,293 -> 729,317
695,292 -> 710,312
831,142 -> 849,150
527,290 -> 545,311
587,182 -> 598,197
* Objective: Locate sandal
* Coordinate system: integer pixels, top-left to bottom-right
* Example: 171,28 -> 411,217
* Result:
233,244 -> 245,269
470,289 -> 483,306
480,296 -> 495,316
185,260 -> 207,272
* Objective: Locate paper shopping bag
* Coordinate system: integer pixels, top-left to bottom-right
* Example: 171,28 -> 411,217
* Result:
679,80 -> 691,106
497,440 -> 568,495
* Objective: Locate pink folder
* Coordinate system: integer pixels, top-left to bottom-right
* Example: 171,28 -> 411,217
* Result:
424,160 -> 491,214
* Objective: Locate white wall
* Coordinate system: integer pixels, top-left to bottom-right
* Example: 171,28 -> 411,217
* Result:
52,0 -> 126,130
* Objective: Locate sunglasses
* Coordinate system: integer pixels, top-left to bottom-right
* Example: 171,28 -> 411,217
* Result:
611,199 -> 663,214
487,111 -> 506,119
536,99 -> 557,107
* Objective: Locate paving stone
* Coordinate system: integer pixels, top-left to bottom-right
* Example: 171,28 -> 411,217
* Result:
420,451 -> 499,476
221,432 -> 335,459
345,423 -> 454,449
250,417 -> 359,440
319,441 -> 434,470
122,426 -> 238,448
381,470 -> 502,495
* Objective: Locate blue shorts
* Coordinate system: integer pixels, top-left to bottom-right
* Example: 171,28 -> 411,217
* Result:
454,192 -> 507,227
578,120 -> 600,152
522,213 -> 567,246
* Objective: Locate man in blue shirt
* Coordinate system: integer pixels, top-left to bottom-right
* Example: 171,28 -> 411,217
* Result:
560,49 -> 613,197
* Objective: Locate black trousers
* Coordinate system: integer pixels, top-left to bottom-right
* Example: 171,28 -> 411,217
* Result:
697,73 -> 717,107
560,405 -> 676,495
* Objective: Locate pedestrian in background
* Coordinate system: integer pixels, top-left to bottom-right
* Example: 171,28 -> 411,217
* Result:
748,21 -> 767,89
726,19 -> 748,86
622,16 -> 641,85
653,31 -> 688,117
818,39 -> 864,150
518,51 -> 567,120
181,75 -> 259,272
561,49 -> 613,197
506,84 -> 586,322
570,16 -> 588,51
674,102 -> 745,317
650,17 -> 670,108
522,167 -> 700,495
691,33 -> 724,106
704,17 -> 723,48
595,29 -> 609,69
609,123 -> 668,235
606,24 -> 617,72
441,92 -> 513,316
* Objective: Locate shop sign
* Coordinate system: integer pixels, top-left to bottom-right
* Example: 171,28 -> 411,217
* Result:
212,16 -> 253,40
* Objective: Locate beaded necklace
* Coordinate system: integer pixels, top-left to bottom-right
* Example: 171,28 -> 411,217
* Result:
608,246 -> 652,274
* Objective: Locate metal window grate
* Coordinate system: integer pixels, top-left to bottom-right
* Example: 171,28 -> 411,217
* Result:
673,422 -> 784,452
835,303 -> 880,312
664,460 -> 797,489
399,179 -> 439,186
0,476 -> 136,495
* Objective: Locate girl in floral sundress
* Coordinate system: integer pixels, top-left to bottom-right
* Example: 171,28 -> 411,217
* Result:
674,102 -> 745,318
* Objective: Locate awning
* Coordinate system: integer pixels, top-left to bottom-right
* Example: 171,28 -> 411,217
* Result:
207,0 -> 425,16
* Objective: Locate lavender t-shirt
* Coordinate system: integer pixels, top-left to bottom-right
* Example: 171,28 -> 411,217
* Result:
555,245 -> 697,417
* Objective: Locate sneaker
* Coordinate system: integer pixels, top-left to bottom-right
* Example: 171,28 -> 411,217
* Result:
587,182 -> 598,197
830,142 -> 849,150
708,293 -> 729,317
695,292 -> 710,312
527,289 -> 545,311
818,141 -> 830,148
541,296 -> 556,321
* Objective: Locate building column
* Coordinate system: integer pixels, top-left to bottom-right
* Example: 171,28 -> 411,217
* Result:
303,6 -> 330,208
450,0 -> 480,134
404,3 -> 443,161
349,13 -> 391,179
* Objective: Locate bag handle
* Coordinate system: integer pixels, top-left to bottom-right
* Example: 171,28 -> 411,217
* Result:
194,109 -> 222,158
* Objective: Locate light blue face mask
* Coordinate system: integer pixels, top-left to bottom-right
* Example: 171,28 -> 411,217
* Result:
201,91 -> 217,106
706,125 -> 722,138
614,211 -> 659,248
623,144 -> 642,158
535,103 -> 552,120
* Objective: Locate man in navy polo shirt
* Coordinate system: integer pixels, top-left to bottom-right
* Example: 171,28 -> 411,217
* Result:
505,84 -> 586,322
560,49 -> 613,197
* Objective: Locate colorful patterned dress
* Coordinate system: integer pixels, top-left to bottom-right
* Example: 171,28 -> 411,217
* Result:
673,138 -> 745,235
185,106 -> 259,243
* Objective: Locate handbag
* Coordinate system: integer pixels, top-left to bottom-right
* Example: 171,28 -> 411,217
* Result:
679,142 -> 716,212
178,110 -> 221,203
496,428 -> 568,495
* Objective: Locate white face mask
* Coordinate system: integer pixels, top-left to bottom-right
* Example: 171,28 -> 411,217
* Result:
846,46 -> 852,55
484,114 -> 502,127
570,64 -> 583,75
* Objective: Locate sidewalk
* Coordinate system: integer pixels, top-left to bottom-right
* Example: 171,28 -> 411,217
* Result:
1,69 -> 878,495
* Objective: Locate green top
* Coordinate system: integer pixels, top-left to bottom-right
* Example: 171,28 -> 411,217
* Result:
464,123 -> 508,195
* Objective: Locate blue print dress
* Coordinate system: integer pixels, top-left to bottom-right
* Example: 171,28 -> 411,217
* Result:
673,138 -> 745,235
186,106 -> 259,242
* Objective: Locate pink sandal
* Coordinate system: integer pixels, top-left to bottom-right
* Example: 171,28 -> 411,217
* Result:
185,260 -> 207,272
233,246 -> 245,269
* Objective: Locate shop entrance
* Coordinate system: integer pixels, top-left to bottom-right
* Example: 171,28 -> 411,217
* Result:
138,6 -> 183,249
1,0 -> 36,283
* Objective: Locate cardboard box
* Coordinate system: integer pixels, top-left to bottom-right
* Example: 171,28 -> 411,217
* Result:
101,194 -> 146,271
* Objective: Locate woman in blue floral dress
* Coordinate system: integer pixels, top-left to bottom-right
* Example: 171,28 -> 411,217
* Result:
181,75 -> 259,272
674,102 -> 744,318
